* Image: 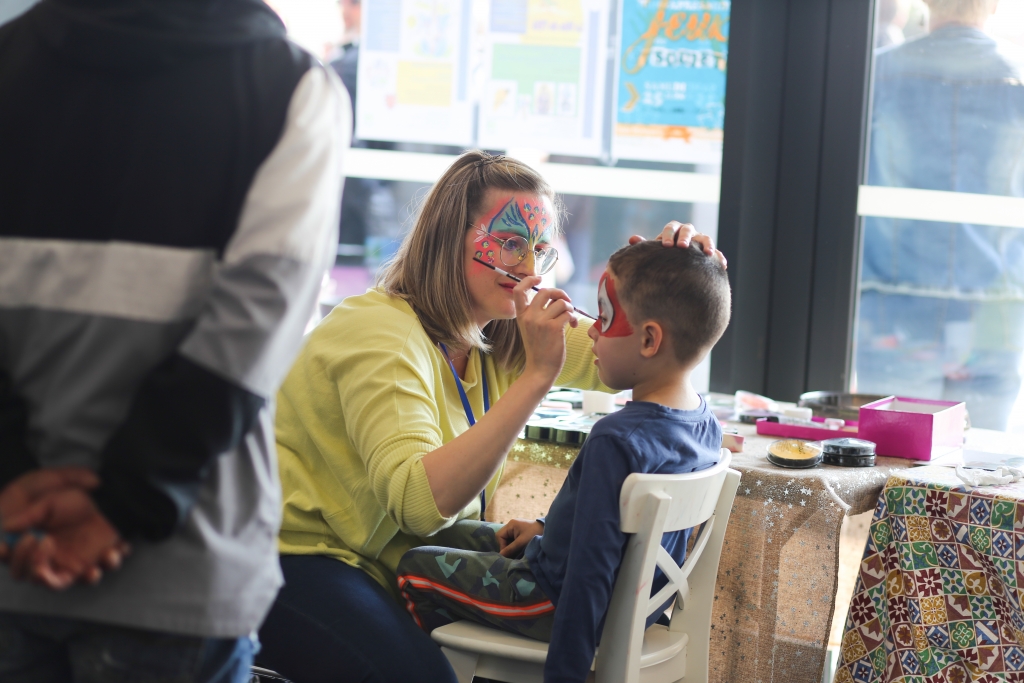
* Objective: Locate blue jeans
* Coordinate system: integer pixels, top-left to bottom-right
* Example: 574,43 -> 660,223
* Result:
0,612 -> 256,683
256,555 -> 458,683
855,291 -> 1024,430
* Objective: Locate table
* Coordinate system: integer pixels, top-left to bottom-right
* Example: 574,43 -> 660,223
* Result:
834,465 -> 1024,683
489,421 -> 911,683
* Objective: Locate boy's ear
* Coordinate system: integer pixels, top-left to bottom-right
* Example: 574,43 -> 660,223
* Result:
639,321 -> 663,358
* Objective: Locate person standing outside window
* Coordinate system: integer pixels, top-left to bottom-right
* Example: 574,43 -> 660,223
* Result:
857,0 -> 1024,429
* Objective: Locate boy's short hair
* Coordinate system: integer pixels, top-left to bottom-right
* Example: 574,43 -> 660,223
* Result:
607,241 -> 731,364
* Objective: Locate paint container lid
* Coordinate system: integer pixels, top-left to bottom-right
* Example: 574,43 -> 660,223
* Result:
821,438 -> 876,467
766,439 -> 823,469
821,438 -> 876,456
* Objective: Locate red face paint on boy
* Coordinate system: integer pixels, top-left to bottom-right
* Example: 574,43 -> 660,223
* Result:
596,271 -> 633,337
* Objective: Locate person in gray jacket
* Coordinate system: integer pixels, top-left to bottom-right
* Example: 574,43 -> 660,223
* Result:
0,0 -> 349,680
857,0 -> 1024,429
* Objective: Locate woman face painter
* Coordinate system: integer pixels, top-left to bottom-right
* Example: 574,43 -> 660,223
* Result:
254,150 -> 721,683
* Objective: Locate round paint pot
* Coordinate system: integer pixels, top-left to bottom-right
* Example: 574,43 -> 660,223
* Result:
821,438 -> 876,467
766,439 -> 823,469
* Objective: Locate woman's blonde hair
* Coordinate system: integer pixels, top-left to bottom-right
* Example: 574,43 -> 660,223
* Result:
377,150 -> 560,372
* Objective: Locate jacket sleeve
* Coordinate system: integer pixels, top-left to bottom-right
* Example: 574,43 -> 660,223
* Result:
332,329 -> 456,538
0,367 -> 37,488
544,435 -> 633,683
92,65 -> 350,541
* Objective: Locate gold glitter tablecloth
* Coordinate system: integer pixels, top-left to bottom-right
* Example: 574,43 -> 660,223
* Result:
486,423 -> 911,683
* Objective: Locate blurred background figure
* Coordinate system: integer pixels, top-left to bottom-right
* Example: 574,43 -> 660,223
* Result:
273,0 -> 403,307
856,0 -> 1024,429
876,0 -> 911,47
329,0 -> 370,255
328,0 -> 405,305
335,0 -> 360,50
903,0 -> 933,39
327,0 -> 359,117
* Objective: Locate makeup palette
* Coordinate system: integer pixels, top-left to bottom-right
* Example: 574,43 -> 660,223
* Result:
766,439 -> 823,468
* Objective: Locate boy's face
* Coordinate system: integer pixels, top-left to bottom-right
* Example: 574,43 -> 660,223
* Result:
587,269 -> 640,390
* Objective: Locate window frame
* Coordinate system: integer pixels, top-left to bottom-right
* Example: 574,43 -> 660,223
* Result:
711,0 -> 875,400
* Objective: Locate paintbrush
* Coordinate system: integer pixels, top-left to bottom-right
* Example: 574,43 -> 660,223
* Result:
472,256 -> 598,321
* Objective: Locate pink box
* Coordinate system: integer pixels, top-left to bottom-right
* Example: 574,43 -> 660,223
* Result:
858,396 -> 966,461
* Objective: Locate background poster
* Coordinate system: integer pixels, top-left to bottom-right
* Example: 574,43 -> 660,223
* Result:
477,0 -> 609,157
356,0 -> 476,145
612,0 -> 729,164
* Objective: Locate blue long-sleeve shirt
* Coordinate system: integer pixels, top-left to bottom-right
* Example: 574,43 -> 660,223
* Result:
524,399 -> 721,683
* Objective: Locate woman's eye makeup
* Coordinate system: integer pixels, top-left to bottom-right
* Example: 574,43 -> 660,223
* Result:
478,197 -> 551,248
490,237 -> 551,254
473,196 -> 561,275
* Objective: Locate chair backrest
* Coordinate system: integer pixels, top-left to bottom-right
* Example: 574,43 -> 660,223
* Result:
594,449 -> 741,683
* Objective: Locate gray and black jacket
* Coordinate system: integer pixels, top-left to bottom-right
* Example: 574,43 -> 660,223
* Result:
0,0 -> 348,636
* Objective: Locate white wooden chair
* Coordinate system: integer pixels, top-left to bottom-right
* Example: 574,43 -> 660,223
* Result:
431,449 -> 741,683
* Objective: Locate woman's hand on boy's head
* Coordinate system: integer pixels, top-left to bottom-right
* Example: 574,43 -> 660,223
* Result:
628,221 -> 728,270
497,518 -> 545,558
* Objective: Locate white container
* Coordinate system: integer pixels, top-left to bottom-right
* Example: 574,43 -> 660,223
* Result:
582,390 -> 617,415
783,406 -> 813,421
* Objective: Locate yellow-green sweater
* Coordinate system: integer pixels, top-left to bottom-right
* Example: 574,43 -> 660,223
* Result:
275,289 -> 606,597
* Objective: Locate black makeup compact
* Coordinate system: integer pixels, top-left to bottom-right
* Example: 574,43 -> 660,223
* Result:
821,438 -> 876,467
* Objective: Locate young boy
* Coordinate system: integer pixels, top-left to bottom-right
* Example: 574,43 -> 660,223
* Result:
396,240 -> 731,683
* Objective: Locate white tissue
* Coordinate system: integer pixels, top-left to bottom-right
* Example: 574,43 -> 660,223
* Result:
955,465 -> 1024,487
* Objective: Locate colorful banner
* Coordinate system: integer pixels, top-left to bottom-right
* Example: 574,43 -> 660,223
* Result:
613,0 -> 730,164
356,0 -> 475,146
478,0 -> 609,157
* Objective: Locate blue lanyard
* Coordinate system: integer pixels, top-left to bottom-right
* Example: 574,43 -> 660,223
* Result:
439,343 -> 490,519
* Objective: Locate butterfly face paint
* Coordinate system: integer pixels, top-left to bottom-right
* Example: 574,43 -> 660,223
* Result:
597,271 -> 634,337
473,195 -> 556,273
472,232 -> 499,266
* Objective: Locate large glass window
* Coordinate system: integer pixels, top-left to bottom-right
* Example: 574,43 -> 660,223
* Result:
853,0 -> 1024,430
271,0 -> 729,392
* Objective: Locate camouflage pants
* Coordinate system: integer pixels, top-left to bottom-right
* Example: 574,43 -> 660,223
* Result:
396,520 -> 555,641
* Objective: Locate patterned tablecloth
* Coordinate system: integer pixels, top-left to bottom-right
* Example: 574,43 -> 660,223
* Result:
490,421 -> 912,683
835,466 -> 1024,683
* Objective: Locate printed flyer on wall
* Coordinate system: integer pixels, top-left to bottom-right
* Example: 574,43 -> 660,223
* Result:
477,0 -> 610,157
356,0 -> 476,146
612,0 -> 730,164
